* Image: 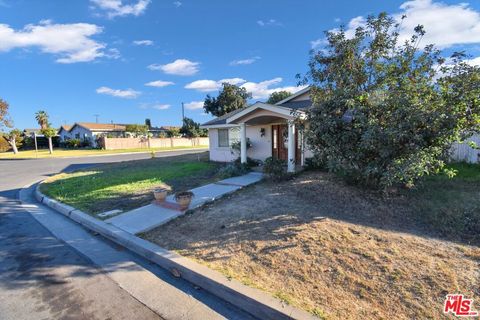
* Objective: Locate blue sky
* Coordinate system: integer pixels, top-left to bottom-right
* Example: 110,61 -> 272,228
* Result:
1,0 -> 480,129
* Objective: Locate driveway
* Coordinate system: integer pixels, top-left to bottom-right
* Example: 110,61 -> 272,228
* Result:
0,150 -> 253,320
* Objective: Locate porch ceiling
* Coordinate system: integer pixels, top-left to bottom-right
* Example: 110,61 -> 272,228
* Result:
228,107 -> 293,125
244,115 -> 287,125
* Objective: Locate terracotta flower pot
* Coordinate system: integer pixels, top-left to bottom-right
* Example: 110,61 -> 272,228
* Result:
174,191 -> 194,210
153,188 -> 168,202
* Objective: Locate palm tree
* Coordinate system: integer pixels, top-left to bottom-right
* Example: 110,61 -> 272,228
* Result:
35,110 -> 54,154
35,110 -> 49,129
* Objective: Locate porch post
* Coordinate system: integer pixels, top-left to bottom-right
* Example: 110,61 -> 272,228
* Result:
287,121 -> 295,172
240,123 -> 247,164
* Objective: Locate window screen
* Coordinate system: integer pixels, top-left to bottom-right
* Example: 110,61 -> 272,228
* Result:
218,129 -> 229,147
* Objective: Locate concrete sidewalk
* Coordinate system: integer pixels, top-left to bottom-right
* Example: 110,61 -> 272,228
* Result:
106,172 -> 263,235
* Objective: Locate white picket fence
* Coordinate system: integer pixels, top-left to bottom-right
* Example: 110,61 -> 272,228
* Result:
451,134 -> 480,163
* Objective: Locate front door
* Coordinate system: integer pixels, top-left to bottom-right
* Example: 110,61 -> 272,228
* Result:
272,125 -> 302,163
272,124 -> 288,161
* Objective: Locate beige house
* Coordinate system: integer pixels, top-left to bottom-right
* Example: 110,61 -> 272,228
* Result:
201,87 -> 313,172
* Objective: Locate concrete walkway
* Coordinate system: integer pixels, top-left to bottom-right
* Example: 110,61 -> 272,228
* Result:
106,172 -> 263,235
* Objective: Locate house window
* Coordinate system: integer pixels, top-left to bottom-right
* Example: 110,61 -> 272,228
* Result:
75,133 -> 80,139
218,129 -> 229,147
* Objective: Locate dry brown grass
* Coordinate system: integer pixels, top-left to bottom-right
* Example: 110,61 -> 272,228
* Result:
142,171 -> 480,319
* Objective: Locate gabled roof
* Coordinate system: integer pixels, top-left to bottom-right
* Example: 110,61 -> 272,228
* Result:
275,86 -> 311,105
59,125 -> 72,132
226,102 -> 296,124
201,87 -> 312,128
201,107 -> 249,127
72,122 -> 126,132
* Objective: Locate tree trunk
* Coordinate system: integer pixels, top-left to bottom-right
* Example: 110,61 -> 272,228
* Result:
48,137 -> 53,154
8,139 -> 18,154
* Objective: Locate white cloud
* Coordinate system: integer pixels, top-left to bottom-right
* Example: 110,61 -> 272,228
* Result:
257,19 -> 282,27
185,78 -> 246,92
152,104 -> 170,110
148,59 -> 200,76
229,56 -> 261,66
241,78 -> 307,99
310,38 -> 329,49
184,101 -> 204,110
323,0 -> 480,49
133,39 -> 153,46
173,1 -> 182,7
184,76 -> 305,99
0,20 -> 109,63
96,86 -> 140,98
90,0 -> 150,18
144,80 -> 174,87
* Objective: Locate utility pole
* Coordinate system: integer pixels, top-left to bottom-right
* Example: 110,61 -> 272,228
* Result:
94,114 -> 100,123
181,102 -> 185,123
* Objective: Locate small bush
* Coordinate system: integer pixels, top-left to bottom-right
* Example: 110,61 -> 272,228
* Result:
233,157 -> 262,168
66,139 -> 81,148
263,157 -> 288,180
304,157 -> 326,171
217,162 -> 250,179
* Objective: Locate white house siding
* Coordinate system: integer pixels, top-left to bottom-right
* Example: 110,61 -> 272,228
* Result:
208,125 -> 273,162
451,134 -> 480,163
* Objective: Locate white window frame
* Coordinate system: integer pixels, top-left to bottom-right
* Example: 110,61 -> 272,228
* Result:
218,129 -> 229,147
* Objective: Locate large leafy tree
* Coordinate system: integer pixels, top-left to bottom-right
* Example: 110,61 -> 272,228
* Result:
180,117 -> 208,138
266,91 -> 292,104
203,83 -> 251,117
0,98 -> 11,130
35,110 -> 55,154
126,124 -> 149,137
302,13 -> 480,189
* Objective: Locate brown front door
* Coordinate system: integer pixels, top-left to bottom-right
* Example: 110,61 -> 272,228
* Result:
272,124 -> 288,161
272,125 -> 302,163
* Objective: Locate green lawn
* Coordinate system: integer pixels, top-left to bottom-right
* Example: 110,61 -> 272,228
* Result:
0,145 -> 208,159
40,152 -> 220,217
407,162 -> 480,244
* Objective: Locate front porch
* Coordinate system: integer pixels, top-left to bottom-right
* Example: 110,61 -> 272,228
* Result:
226,102 -> 305,173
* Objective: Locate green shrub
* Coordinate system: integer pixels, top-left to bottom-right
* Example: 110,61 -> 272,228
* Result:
304,157 -> 326,171
66,139 -> 81,148
217,162 -> 250,179
263,157 -> 288,180
233,156 -> 262,168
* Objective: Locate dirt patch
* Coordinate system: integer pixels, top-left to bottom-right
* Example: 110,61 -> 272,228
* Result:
142,171 -> 480,319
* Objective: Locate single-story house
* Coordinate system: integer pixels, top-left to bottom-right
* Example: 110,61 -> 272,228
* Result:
201,87 -> 314,172
68,122 -> 126,146
58,125 -> 72,141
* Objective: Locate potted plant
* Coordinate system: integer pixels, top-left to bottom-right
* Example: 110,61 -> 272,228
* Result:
153,188 -> 168,202
174,191 -> 194,210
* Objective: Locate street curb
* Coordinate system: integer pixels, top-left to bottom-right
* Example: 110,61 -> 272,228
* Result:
0,147 -> 208,160
35,183 -> 317,320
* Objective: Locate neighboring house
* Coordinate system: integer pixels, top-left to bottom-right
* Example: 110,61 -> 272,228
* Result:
148,126 -> 175,137
68,122 -> 126,147
58,125 -> 72,142
201,87 -> 313,172
22,128 -> 42,138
